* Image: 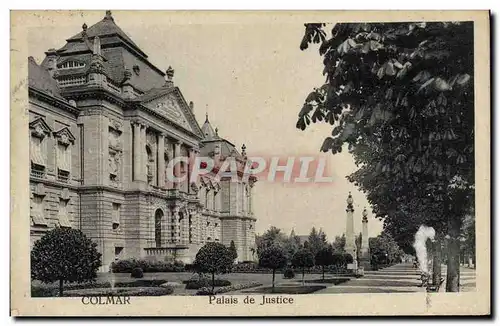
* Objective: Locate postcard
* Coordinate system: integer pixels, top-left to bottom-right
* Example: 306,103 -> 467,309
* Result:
10,10 -> 490,316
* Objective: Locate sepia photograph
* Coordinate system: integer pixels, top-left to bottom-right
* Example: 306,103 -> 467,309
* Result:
10,10 -> 490,316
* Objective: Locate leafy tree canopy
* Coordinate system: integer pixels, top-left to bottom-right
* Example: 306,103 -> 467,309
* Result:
258,245 -> 288,270
194,242 -> 233,275
31,227 -> 102,295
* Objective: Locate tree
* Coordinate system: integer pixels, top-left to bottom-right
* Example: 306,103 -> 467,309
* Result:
332,234 -> 346,253
258,245 -> 288,291
331,252 -> 345,272
228,240 -> 238,263
194,242 -> 233,294
298,22 -> 474,292
315,245 -> 335,279
355,232 -> 362,263
292,248 -> 315,285
369,231 -> 403,265
256,226 -> 287,256
31,227 -> 102,296
307,227 -> 329,257
283,229 -> 301,260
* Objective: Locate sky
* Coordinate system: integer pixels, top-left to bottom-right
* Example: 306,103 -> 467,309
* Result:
27,10 -> 383,241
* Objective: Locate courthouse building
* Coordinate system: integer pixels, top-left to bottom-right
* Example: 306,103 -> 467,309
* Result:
28,11 -> 257,271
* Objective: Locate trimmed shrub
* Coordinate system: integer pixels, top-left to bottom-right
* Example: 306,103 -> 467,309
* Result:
111,259 -> 186,273
115,279 -> 165,288
184,279 -> 231,290
31,279 -> 169,297
232,262 -> 271,273
195,282 -> 262,296
184,263 -> 195,272
283,268 -> 295,279
131,267 -> 144,278
195,287 -> 213,296
63,286 -> 174,297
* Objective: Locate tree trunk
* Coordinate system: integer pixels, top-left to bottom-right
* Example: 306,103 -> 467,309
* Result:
446,219 -> 461,292
302,269 -> 305,286
212,272 -> 215,294
272,269 -> 276,292
59,279 -> 64,297
432,238 -> 442,286
322,266 -> 325,280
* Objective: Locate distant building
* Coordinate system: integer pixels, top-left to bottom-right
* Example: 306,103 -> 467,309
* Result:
28,11 -> 257,271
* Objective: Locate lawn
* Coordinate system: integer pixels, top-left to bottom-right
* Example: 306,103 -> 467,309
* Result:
32,271 -> 353,297
304,278 -> 350,285
242,285 -> 327,294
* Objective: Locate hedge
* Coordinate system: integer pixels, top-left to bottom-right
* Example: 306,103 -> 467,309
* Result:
183,279 -> 231,290
63,286 -> 174,297
31,279 -> 168,297
196,282 -> 262,295
110,259 -> 185,273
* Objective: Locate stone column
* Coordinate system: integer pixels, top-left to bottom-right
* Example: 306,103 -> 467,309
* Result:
132,121 -> 141,181
140,124 -> 147,182
158,133 -> 165,188
360,207 -> 370,269
345,192 -> 357,269
188,148 -> 197,193
171,207 -> 180,244
173,141 -> 181,189
182,210 -> 189,244
248,180 -> 254,215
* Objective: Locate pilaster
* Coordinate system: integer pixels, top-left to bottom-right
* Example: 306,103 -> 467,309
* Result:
158,133 -> 165,188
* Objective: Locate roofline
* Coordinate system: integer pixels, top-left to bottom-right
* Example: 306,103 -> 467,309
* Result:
28,87 -> 80,115
59,35 -> 165,79
65,33 -> 148,59
201,138 -> 237,148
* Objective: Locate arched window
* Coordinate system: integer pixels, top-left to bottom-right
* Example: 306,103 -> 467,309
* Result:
154,209 -> 163,248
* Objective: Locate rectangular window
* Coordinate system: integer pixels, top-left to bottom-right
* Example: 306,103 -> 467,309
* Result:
31,163 -> 46,179
58,199 -> 72,228
58,169 -> 70,182
57,143 -> 71,173
30,136 -> 45,166
112,203 -> 121,230
31,195 -> 47,226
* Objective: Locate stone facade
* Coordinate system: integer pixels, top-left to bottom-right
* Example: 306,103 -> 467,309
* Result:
28,11 -> 257,271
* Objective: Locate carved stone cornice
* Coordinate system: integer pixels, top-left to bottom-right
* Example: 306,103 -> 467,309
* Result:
61,87 -> 126,108
29,88 -> 79,116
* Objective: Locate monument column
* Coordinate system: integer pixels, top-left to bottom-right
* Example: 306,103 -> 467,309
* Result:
158,133 -> 165,188
360,207 -> 370,269
345,192 -> 358,270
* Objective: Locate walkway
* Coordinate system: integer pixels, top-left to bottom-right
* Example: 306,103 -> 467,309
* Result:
316,263 -> 476,294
